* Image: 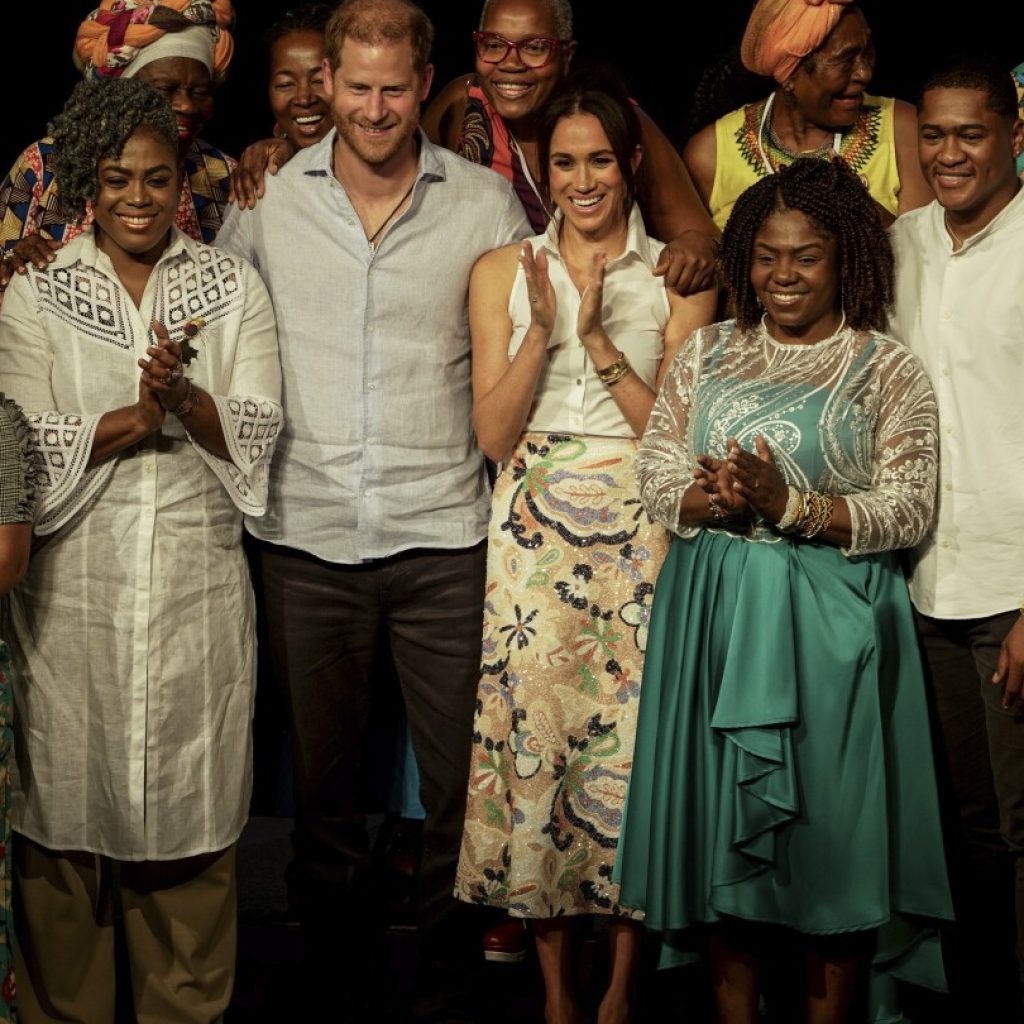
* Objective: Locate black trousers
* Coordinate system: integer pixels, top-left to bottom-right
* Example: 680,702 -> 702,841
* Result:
259,540 -> 487,1022
917,609 -> 1024,1020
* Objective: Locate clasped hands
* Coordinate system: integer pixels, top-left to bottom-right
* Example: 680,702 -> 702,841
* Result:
135,321 -> 190,431
519,241 -> 613,353
694,435 -> 788,524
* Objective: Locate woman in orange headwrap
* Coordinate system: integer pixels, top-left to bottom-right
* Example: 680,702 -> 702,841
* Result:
0,0 -> 235,289
684,0 -> 932,230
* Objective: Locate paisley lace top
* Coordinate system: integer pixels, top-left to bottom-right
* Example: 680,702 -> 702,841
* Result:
637,320 -> 938,557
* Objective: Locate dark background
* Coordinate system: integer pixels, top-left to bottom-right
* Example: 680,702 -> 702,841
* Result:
3,3 -> 1021,178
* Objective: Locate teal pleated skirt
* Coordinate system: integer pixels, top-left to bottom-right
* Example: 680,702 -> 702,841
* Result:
615,530 -> 954,991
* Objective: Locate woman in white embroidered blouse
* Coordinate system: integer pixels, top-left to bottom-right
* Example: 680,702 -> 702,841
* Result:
453,73 -> 714,1023
615,158 -> 953,1021
0,79 -> 281,1018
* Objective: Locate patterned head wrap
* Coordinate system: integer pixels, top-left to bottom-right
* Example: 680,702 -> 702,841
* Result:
74,0 -> 235,84
741,0 -> 855,84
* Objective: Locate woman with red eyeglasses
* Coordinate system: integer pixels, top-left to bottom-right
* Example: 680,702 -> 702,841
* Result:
421,0 -> 717,296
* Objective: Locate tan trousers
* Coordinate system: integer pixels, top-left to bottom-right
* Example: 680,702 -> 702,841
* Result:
13,836 -> 237,1024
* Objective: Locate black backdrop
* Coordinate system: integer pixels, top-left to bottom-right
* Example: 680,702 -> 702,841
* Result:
3,3 -> 1021,183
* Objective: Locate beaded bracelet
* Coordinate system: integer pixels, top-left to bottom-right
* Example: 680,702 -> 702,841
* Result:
170,379 -> 199,418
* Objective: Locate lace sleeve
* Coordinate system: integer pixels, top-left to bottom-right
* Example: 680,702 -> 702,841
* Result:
0,272 -> 114,535
636,329 -> 704,538
844,344 -> 938,557
0,395 -> 35,523
186,261 -> 282,516
193,396 -> 282,516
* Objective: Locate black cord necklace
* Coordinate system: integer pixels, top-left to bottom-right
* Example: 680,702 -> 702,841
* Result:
366,179 -> 417,251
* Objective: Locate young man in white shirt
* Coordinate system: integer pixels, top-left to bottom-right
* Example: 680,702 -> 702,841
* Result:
890,58 -> 1024,1017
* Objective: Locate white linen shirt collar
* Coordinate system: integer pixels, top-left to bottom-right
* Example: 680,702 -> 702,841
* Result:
535,203 -> 657,268
50,222 -> 198,274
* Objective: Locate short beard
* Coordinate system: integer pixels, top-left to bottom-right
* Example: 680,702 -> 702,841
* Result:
335,116 -> 417,167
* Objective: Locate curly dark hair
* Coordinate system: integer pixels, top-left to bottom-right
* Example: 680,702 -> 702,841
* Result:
49,79 -> 178,222
265,3 -> 333,49
719,158 -> 894,332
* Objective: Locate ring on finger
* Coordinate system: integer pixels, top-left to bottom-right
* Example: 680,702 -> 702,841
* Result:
169,363 -> 183,382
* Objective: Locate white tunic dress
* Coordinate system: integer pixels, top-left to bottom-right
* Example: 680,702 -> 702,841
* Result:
0,228 -> 282,860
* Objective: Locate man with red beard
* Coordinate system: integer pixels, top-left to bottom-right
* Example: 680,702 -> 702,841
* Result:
890,57 -> 1024,1019
217,0 -> 528,1019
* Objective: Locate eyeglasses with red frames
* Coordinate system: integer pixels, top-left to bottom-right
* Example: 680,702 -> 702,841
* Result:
472,31 -> 566,69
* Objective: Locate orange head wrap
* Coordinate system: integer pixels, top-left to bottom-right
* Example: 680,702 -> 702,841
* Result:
741,0 -> 855,84
74,0 -> 234,84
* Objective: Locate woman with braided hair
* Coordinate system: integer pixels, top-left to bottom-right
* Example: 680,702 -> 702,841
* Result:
615,158 -> 954,1020
0,0 -> 235,291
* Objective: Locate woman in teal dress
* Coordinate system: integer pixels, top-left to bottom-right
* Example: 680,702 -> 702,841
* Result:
615,158 -> 954,1021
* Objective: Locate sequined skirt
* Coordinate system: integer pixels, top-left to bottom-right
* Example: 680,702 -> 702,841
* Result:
454,433 -> 670,918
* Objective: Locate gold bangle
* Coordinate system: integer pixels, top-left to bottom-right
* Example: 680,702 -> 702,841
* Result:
596,351 -> 631,387
798,490 -> 834,539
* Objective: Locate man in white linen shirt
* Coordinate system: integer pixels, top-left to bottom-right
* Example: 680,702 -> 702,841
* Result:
216,0 -> 529,1018
890,58 -> 1024,1019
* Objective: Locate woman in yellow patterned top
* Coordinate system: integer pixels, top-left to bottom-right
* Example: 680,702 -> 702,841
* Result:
684,0 -> 932,230
0,0 -> 235,289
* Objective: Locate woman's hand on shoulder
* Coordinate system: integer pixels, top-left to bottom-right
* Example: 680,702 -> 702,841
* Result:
654,230 -> 718,295
0,235 -> 62,289
228,137 -> 296,210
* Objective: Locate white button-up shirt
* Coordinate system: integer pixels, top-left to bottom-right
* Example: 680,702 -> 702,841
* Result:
890,187 -> 1024,618
511,207 -> 669,438
217,130 -> 530,563
0,228 -> 282,860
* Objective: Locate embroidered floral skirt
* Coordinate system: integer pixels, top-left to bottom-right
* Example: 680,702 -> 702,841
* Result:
454,433 -> 669,918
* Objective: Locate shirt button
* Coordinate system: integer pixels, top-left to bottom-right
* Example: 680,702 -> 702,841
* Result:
367,324 -> 374,333
366,382 -> 377,391
367,437 -> 378,445
576,378 -> 583,386
940,367 -> 950,378
943,482 -> 952,491
942,310 -> 952,321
